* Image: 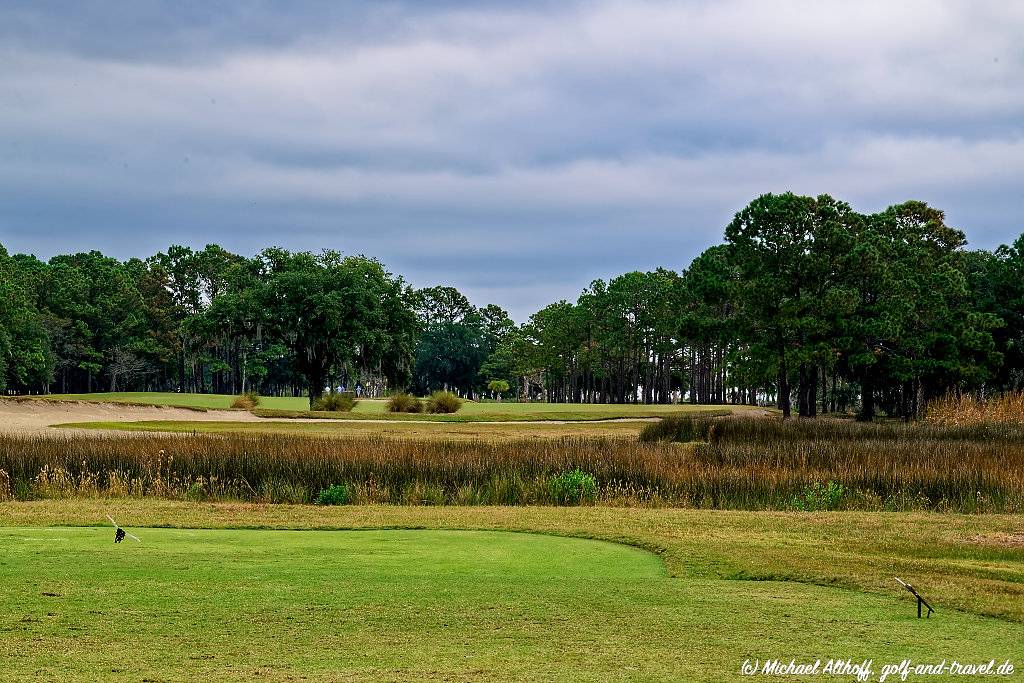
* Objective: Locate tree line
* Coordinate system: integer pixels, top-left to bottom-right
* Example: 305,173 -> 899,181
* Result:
2,192 -> 1023,418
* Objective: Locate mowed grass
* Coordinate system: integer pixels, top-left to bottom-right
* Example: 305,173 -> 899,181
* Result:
3,522 -> 1021,683
32,392 -> 747,421
55,418 -> 650,440
8,500 -> 1024,622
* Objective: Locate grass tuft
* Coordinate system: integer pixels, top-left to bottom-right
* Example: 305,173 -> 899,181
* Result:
386,392 -> 424,413
425,391 -> 461,414
312,392 -> 358,412
230,391 -> 261,410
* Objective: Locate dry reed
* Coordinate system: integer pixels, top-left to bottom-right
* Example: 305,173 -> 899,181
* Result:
925,392 -> 1024,427
0,422 -> 1021,511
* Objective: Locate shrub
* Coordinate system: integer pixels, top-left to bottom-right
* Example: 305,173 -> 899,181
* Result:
548,468 -> 598,505
790,481 -> 846,511
230,391 -> 261,410
184,478 -> 209,501
315,483 -> 352,505
425,390 -> 461,414
387,392 -> 424,413
313,392 -> 357,412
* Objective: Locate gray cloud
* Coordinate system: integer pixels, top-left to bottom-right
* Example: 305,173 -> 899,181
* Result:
1,0 -> 1022,320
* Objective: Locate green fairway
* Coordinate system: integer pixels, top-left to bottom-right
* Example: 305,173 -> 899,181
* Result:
32,392 -> 747,421
3,526 -> 1020,682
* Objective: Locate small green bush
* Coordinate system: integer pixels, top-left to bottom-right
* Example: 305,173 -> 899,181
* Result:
548,468 -> 598,505
313,392 -> 357,412
425,390 -> 461,414
790,481 -> 846,511
387,392 -> 424,413
315,483 -> 352,506
230,391 -> 261,410
184,479 -> 208,501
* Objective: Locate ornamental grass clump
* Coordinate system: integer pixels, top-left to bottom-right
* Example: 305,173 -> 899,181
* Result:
313,392 -> 357,412
387,392 -> 424,413
230,391 -> 261,410
425,391 -> 461,414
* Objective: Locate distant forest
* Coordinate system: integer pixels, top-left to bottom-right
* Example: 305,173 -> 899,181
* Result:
2,192 -> 1023,418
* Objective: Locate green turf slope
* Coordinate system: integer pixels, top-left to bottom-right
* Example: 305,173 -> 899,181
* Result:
31,392 -> 744,421
2,528 -> 1019,682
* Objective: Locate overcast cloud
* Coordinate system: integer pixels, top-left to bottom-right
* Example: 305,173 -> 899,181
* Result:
1,0 -> 1022,319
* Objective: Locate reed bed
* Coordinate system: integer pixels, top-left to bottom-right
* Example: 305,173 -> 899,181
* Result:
0,424 -> 1021,511
639,413 -> 1024,443
925,392 -> 1024,426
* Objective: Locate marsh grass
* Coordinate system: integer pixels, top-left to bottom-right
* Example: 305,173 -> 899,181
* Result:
926,392 -> 1024,426
640,413 -> 1024,443
1,417 -> 1022,511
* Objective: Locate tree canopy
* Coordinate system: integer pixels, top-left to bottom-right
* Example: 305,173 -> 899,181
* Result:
1,192 -> 1021,419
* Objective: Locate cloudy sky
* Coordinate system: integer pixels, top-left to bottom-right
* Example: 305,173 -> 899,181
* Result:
1,1 -> 1022,319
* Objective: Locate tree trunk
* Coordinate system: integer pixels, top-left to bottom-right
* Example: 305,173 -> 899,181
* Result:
797,363 -> 809,417
808,366 -> 818,417
308,367 -> 326,410
777,343 -> 791,418
858,374 -> 875,421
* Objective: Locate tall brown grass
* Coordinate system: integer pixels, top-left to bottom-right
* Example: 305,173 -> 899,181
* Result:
641,413 -> 1024,443
230,391 -> 261,410
1,421 -> 1021,511
925,392 -> 1024,427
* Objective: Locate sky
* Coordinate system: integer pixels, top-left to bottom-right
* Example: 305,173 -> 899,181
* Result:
1,1 -> 1022,320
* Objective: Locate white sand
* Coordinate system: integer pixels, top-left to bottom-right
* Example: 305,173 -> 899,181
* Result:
0,399 -> 266,436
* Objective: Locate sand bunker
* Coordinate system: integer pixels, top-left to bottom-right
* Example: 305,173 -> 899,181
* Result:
0,399 -> 266,436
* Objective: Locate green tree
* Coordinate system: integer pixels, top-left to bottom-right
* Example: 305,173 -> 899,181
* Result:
412,287 -> 489,397
254,248 -> 415,408
0,245 -> 53,392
